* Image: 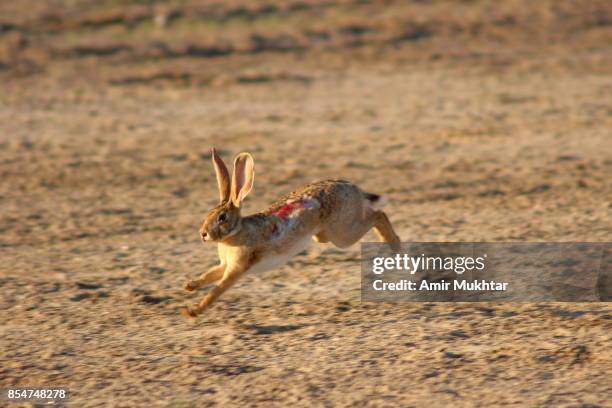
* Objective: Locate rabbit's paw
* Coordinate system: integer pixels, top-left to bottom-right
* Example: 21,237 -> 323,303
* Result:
181,306 -> 200,318
184,279 -> 202,292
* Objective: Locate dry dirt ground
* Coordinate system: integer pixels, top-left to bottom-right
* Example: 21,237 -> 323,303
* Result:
1,1 -> 611,407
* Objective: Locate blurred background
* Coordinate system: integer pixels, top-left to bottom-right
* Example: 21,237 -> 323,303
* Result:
1,1 -> 610,406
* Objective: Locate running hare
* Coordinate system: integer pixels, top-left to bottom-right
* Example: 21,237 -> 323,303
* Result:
182,148 -> 401,317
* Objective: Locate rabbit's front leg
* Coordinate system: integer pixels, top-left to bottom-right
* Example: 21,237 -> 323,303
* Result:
182,264 -> 248,317
184,263 -> 225,292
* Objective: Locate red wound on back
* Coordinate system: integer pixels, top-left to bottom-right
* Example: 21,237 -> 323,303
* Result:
273,200 -> 306,220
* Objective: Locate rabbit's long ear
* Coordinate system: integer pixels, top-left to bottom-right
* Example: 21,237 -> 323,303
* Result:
231,152 -> 254,207
211,148 -> 231,203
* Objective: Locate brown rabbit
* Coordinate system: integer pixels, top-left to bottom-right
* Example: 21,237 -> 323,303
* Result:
182,148 -> 401,317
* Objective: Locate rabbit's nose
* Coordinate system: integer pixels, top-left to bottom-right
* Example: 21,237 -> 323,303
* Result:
200,231 -> 208,241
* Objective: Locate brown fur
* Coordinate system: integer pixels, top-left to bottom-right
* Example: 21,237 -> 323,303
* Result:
182,150 -> 401,318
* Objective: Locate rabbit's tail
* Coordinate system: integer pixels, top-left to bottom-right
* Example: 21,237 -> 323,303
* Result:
363,192 -> 386,210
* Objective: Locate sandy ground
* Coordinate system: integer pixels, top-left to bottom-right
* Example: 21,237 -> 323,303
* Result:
1,1 -> 611,406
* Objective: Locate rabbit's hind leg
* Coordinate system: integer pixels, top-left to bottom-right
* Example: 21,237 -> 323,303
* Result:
327,210 -> 400,252
313,230 -> 330,243
326,210 -> 376,249
372,211 -> 401,252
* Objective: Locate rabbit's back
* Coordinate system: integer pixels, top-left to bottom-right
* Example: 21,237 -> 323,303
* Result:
264,179 -> 362,221
229,180 -> 364,249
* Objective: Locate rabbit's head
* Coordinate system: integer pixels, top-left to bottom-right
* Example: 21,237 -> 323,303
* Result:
199,148 -> 254,242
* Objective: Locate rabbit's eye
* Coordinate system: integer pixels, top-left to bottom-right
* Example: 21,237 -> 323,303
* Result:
217,213 -> 227,223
